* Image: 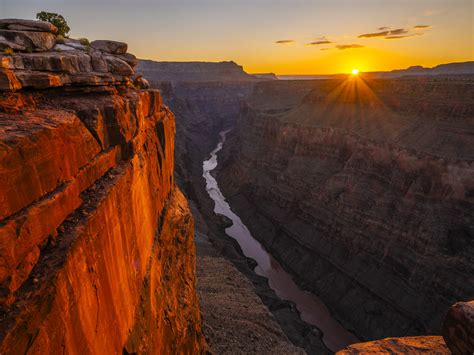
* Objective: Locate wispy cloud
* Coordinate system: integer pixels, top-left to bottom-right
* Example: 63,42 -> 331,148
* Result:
358,27 -> 425,40
307,40 -> 332,46
275,39 -> 295,44
378,26 -> 390,30
336,44 -> 364,50
414,24 -> 430,29
358,30 -> 389,38
385,33 -> 422,40
389,28 -> 408,35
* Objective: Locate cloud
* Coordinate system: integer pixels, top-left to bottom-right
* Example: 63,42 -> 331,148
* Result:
378,26 -> 390,30
389,28 -> 409,35
275,40 -> 295,44
358,30 -> 389,38
414,24 -> 430,29
320,48 -> 331,51
359,27 -> 415,39
307,40 -> 332,45
336,44 -> 364,50
385,33 -> 422,40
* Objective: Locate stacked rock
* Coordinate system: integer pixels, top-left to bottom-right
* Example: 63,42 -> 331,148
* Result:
0,18 -> 149,91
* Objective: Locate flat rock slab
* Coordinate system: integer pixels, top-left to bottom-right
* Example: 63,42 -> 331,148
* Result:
0,29 -> 55,52
91,40 -> 127,54
0,19 -> 57,33
337,336 -> 449,354
0,38 -> 26,51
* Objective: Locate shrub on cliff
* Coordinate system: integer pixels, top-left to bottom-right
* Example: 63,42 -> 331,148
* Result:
79,37 -> 90,46
36,11 -> 70,37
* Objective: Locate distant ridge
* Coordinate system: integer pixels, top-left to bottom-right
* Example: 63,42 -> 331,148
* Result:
137,60 -> 258,82
278,61 -> 474,80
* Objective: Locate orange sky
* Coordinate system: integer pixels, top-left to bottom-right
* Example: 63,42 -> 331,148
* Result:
2,0 -> 473,74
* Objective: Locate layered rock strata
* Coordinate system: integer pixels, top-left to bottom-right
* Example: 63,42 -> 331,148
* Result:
1,19 -> 143,92
0,18 -> 204,353
218,77 -> 474,341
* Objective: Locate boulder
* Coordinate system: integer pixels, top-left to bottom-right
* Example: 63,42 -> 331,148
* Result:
443,300 -> 474,354
0,30 -> 55,52
90,52 -> 108,72
14,71 -> 64,89
117,53 -> 138,67
105,56 -> 134,75
91,40 -> 127,54
0,19 -> 58,33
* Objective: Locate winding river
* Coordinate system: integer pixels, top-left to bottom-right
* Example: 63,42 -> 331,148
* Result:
202,131 -> 358,352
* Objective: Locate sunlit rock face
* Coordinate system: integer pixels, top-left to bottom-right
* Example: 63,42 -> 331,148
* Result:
0,18 -> 204,354
218,76 -> 474,340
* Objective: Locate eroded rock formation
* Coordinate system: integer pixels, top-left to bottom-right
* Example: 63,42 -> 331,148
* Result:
0,18 -> 204,353
218,77 -> 474,342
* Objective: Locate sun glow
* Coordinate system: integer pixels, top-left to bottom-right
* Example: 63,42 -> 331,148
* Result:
351,69 -> 359,75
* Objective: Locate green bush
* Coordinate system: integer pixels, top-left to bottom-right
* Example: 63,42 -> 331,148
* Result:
79,37 -> 90,46
36,11 -> 70,37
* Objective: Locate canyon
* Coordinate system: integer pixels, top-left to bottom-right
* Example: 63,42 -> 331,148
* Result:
1,16 -> 473,355
217,76 -> 474,348
138,59 -> 474,353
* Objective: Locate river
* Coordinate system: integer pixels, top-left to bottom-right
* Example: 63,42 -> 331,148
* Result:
202,130 -> 358,352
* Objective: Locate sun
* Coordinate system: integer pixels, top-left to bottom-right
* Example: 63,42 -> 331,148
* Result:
351,69 -> 359,75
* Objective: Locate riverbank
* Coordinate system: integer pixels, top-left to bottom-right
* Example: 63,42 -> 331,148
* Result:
188,133 -> 326,354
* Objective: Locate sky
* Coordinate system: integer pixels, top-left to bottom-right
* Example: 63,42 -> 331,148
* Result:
1,0 -> 473,74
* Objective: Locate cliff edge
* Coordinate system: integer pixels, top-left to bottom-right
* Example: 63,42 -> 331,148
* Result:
0,18 -> 205,353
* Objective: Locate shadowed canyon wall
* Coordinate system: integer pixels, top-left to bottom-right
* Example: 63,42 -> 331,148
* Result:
218,76 -> 474,341
0,19 -> 204,353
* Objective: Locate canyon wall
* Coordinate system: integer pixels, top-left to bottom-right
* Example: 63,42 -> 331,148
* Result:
218,76 -> 474,341
137,60 -> 257,191
0,19 -> 204,353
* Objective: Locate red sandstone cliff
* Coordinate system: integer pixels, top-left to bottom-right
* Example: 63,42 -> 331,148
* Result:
0,18 -> 204,353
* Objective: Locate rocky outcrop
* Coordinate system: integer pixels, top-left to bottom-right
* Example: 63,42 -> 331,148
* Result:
218,77 -> 474,341
0,18 -> 204,353
338,300 -> 474,353
337,336 -> 449,354
443,300 -> 474,353
1,20 -> 142,91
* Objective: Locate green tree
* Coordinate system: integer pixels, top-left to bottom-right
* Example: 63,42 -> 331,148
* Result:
36,11 -> 70,37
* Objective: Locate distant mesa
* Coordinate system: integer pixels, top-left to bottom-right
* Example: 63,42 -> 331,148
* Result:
137,60 -> 259,83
